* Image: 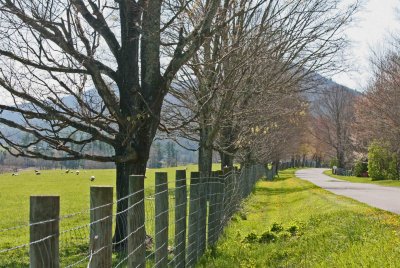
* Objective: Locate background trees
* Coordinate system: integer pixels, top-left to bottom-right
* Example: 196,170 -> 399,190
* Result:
163,0 -> 360,174
312,85 -> 356,168
0,0 -> 360,248
352,41 -> 400,179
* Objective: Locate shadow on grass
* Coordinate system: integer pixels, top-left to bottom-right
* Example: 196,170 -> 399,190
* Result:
255,184 -> 317,196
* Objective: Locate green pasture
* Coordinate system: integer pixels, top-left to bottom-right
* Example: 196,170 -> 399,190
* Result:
0,164 -> 221,267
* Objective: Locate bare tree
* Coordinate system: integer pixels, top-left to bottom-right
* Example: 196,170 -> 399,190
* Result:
0,0 -> 224,248
354,47 -> 400,157
164,0 -> 360,175
313,86 -> 356,168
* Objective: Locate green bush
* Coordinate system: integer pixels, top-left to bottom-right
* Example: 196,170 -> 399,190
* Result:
270,222 -> 284,233
287,225 -> 299,236
353,159 -> 368,177
368,141 -> 399,180
243,232 -> 258,243
259,231 -> 278,243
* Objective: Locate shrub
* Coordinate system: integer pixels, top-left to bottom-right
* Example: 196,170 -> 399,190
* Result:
287,225 -> 299,236
353,159 -> 368,177
270,222 -> 284,233
259,231 -> 278,243
243,232 -> 258,243
368,141 -> 399,180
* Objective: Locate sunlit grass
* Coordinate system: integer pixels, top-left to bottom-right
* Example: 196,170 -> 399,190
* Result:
324,170 -> 400,187
0,164 -> 221,267
198,169 -> 400,267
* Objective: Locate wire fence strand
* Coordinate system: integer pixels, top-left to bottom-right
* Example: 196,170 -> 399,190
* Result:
0,163 -> 277,267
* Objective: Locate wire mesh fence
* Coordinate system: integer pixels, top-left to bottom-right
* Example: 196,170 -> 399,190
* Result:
0,164 -> 266,267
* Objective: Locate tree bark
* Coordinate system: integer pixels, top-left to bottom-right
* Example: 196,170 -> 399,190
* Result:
199,127 -> 213,179
113,125 -> 156,251
220,151 -> 234,170
113,159 -> 146,251
337,149 -> 345,169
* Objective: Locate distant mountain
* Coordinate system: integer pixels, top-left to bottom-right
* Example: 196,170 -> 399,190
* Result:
302,72 -> 359,103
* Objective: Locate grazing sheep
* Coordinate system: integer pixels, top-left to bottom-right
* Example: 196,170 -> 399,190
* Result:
35,171 -> 41,175
12,173 -> 19,176
76,170 -> 80,175
34,170 -> 39,173
90,176 -> 95,181
65,169 -> 70,174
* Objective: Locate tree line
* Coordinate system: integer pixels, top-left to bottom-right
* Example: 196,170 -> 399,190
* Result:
305,24 -> 400,180
0,0 -> 359,249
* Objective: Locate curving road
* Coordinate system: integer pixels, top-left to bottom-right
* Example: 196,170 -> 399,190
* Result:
296,168 -> 400,214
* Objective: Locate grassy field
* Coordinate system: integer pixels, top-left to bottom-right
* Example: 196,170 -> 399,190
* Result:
198,169 -> 400,267
0,164 -> 221,267
324,170 -> 400,187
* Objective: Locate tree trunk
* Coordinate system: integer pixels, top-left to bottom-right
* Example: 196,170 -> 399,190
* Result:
218,122 -> 239,170
199,127 -> 213,178
113,159 -> 147,251
220,151 -> 234,170
337,148 -> 345,168
113,124 -> 156,251
272,160 -> 279,176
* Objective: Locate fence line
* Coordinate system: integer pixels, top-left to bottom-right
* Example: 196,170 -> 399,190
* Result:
0,164 -> 266,267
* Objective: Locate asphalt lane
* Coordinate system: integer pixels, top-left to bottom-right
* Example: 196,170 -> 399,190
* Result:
296,168 -> 400,214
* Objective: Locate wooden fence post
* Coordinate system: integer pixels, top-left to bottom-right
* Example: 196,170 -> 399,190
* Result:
30,196 -> 60,268
207,171 -> 220,247
197,172 -> 207,258
174,170 -> 187,268
187,172 -> 199,266
155,172 -> 169,268
215,173 -> 225,239
89,186 -> 113,268
128,175 -> 145,268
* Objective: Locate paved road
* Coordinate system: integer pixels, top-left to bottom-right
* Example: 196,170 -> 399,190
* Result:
296,168 -> 400,214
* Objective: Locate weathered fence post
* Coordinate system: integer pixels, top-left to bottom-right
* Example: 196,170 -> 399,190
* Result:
187,172 -> 199,266
155,172 -> 169,268
30,196 -> 60,268
197,172 -> 207,258
223,167 -> 235,220
89,186 -> 113,268
174,170 -> 187,268
207,171 -> 220,247
128,175 -> 146,268
215,172 -> 225,239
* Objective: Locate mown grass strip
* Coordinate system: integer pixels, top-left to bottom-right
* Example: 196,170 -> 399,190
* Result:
198,169 -> 400,267
324,170 -> 400,187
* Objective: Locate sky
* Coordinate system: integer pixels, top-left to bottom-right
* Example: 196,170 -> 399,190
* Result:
332,0 -> 400,91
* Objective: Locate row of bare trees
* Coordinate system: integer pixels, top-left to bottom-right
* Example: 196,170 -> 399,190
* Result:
0,0 -> 359,248
306,23 -> 400,171
353,40 -> 400,163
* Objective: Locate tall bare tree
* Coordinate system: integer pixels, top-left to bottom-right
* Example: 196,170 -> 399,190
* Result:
164,0 -> 360,175
0,0 -> 224,248
313,86 -> 356,168
354,48 -> 400,157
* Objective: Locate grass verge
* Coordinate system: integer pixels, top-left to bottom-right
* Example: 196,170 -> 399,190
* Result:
324,170 -> 400,187
198,169 -> 400,267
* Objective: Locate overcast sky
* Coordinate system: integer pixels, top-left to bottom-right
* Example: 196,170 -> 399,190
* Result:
332,0 -> 399,91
